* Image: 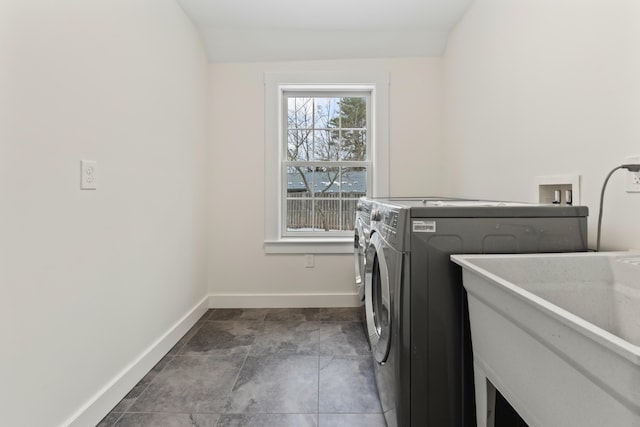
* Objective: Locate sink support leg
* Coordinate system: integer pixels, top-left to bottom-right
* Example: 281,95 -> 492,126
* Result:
474,360 -> 496,427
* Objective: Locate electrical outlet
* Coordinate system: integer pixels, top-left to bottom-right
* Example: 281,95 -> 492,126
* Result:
627,171 -> 640,193
81,160 -> 97,190
304,254 -> 314,268
625,156 -> 640,193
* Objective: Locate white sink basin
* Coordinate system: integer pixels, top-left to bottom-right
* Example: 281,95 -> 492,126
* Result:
451,252 -> 640,427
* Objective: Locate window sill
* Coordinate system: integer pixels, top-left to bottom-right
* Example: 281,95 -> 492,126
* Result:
264,238 -> 354,254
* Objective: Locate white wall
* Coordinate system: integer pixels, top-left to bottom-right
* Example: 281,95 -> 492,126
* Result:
12,0 -> 639,421
207,58 -> 443,303
0,1 -> 208,425
443,0 -> 640,250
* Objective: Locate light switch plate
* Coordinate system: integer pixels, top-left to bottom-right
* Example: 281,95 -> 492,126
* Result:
81,160 -> 97,190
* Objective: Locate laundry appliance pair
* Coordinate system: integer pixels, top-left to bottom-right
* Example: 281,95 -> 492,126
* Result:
355,197 -> 588,427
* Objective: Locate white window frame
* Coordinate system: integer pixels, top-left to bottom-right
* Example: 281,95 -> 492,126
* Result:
264,71 -> 389,254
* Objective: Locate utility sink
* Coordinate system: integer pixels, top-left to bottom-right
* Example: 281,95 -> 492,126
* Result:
451,252 -> 640,427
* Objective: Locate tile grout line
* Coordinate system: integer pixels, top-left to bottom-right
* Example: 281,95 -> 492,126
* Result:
220,317 -> 261,415
108,411 -> 125,427
113,309 -> 213,421
105,308 -> 374,425
125,353 -> 177,411
113,349 -> 179,417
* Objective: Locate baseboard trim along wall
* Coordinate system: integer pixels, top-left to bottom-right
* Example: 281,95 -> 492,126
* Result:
208,292 -> 360,308
65,296 -> 210,427
64,292 -> 358,426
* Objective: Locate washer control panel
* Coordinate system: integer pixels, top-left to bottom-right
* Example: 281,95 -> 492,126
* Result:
371,205 -> 402,247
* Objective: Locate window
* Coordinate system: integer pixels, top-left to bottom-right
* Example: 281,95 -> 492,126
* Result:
265,72 -> 389,254
285,93 -> 369,236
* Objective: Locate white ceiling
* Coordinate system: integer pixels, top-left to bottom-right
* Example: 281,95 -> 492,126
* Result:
176,0 -> 474,62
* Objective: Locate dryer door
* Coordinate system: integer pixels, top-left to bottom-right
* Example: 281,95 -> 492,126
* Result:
364,233 -> 392,364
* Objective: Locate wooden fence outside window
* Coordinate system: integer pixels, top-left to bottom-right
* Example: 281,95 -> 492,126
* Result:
286,191 -> 365,231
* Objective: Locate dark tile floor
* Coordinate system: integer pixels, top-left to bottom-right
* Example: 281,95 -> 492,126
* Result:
97,307 -> 386,427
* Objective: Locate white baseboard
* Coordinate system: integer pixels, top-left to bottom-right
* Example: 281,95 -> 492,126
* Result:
208,292 -> 360,308
63,292 -> 358,426
65,296 -> 209,427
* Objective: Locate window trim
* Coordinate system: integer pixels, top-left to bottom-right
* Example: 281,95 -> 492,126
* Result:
264,71 -> 389,254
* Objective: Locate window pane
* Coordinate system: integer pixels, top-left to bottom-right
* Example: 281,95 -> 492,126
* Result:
327,130 -> 348,161
287,130 -> 312,161
341,130 -> 366,161
288,96 -> 367,162
310,130 -> 331,161
314,167 -> 340,194
339,97 -> 366,128
314,198 -> 341,231
287,166 -> 312,195
341,167 -> 367,195
314,98 -> 339,129
341,199 -> 358,231
286,198 -> 313,231
285,167 -> 365,233
288,97 -> 313,129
